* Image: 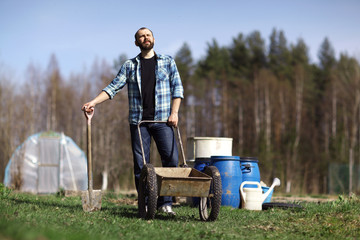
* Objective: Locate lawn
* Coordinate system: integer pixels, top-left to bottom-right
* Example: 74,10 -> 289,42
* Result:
1,184 -> 359,240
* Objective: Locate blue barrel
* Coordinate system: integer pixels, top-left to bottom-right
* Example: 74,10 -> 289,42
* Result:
194,158 -> 211,172
192,158 -> 211,206
211,156 -> 242,208
240,157 -> 260,188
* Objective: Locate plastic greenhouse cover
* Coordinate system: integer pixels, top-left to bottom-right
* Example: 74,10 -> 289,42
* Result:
4,132 -> 88,194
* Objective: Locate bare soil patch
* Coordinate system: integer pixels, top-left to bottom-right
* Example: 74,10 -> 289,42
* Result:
272,195 -> 338,203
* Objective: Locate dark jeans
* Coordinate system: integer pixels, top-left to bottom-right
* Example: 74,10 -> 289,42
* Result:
130,122 -> 178,207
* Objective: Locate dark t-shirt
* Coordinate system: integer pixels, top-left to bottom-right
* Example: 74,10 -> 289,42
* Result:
140,56 -> 156,120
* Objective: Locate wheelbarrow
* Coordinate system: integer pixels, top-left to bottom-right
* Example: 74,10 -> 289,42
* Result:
137,120 -> 222,221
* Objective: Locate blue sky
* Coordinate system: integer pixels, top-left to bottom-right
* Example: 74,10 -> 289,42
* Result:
1,0 -> 359,81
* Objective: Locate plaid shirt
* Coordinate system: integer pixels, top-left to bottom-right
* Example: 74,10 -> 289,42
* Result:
103,53 -> 184,125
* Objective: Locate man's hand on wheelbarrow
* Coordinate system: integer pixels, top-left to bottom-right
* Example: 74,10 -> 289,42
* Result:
167,112 -> 178,127
168,97 -> 181,127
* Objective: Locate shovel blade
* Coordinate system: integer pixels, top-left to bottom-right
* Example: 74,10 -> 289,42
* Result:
81,190 -> 102,212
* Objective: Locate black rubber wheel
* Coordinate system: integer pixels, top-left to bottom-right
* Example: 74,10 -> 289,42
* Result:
138,164 -> 158,219
199,166 -> 222,221
262,202 -> 303,210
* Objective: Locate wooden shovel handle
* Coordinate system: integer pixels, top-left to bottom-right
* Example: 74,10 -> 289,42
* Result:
83,108 -> 94,191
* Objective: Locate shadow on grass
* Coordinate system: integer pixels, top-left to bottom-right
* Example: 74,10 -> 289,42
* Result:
8,196 -> 81,211
7,195 -> 203,222
102,205 -> 138,219
104,204 -> 201,222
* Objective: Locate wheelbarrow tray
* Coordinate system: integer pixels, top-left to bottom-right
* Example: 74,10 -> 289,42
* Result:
154,167 -> 212,197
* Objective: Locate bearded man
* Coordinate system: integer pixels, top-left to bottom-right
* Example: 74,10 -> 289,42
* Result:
82,27 -> 184,215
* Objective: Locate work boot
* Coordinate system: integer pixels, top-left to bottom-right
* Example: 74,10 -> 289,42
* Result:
158,205 -> 176,216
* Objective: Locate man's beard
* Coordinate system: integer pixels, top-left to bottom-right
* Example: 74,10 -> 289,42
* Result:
138,40 -> 154,51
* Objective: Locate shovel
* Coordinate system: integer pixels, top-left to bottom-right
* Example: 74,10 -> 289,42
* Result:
81,107 -> 102,212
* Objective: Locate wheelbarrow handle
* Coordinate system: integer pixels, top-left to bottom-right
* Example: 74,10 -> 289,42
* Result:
137,120 -> 187,167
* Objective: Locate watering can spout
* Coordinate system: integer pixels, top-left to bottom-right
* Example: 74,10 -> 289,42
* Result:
262,178 -> 280,202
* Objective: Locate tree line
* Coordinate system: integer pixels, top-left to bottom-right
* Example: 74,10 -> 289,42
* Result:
1,28 -> 359,194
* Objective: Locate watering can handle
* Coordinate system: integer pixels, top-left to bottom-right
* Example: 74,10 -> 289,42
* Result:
240,181 -> 262,204
262,178 -> 281,202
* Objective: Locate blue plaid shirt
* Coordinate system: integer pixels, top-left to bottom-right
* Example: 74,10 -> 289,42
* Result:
103,53 -> 184,125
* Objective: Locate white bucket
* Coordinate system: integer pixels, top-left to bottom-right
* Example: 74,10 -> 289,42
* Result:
186,137 -> 233,160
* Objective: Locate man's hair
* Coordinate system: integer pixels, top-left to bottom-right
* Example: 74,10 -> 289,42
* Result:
134,27 -> 154,41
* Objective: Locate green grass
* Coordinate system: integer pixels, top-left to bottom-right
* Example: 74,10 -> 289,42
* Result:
1,184 -> 359,240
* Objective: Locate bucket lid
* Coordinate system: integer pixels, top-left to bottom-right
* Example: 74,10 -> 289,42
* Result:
210,156 -> 240,161
240,156 -> 258,162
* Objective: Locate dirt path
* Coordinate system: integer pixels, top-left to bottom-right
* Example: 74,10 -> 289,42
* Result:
272,195 -> 338,203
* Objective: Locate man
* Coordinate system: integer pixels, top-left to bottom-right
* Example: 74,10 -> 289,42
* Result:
82,27 -> 184,215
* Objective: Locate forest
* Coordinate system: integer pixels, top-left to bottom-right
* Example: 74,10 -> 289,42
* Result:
1,28 -> 359,194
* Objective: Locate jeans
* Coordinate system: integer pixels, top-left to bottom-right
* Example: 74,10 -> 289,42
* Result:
130,122 -> 178,207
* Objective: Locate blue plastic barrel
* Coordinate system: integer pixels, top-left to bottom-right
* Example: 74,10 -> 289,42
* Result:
211,156 -> 242,208
240,157 -> 260,188
194,158 -> 211,172
192,158 -> 211,206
